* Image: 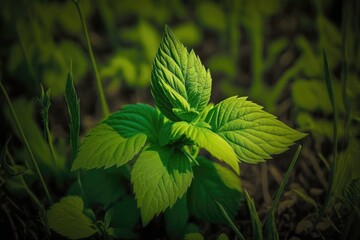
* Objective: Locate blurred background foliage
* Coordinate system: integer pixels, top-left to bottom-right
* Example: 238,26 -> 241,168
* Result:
1,0 -> 358,138
0,0 -> 359,238
1,0 -> 356,106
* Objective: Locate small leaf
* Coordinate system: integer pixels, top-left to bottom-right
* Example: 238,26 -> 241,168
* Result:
217,233 -> 230,240
185,233 -> 204,240
164,121 -> 239,174
47,196 -> 97,239
131,146 -> 193,226
105,103 -> 164,144
188,157 -> 242,224
151,26 -> 211,122
65,65 -> 80,159
206,96 -> 306,164
71,123 -> 147,170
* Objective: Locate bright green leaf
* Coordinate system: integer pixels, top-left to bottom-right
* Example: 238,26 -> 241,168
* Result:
105,103 -> 164,144
188,157 -> 242,224
71,123 -> 147,170
206,96 -> 306,164
165,121 -> 240,174
131,146 -> 193,226
151,26 -> 211,122
47,196 -> 97,239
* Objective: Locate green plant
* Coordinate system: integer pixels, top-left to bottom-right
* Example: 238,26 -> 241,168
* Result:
46,26 -> 305,238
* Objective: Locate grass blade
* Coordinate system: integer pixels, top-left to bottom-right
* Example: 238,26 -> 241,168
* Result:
0,80 -> 52,204
72,0 -> 109,117
244,190 -> 263,240
216,201 -> 246,240
264,145 -> 302,240
65,65 -> 80,160
321,50 -> 338,214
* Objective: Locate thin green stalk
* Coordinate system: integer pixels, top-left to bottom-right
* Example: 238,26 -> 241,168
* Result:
45,125 -> 57,169
7,152 -> 43,209
39,86 -> 58,169
72,0 -> 109,117
77,171 -> 88,207
216,201 -> 246,240
270,145 -> 302,213
0,82 -> 52,204
320,50 -> 337,215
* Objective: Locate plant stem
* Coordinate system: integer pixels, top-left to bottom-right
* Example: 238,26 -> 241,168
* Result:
320,50 -> 337,216
270,145 -> 302,213
0,82 -> 53,204
216,201 -> 246,240
45,122 -> 57,169
72,0 -> 109,118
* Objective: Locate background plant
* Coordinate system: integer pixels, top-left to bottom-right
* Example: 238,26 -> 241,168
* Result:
0,0 -> 358,239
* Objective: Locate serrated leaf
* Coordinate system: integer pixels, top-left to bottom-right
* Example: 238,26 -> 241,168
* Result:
47,196 -> 97,239
131,146 -> 193,226
206,96 -> 306,164
151,26 -> 211,122
188,157 -> 242,224
71,123 -> 147,170
105,103 -> 164,144
65,66 -> 80,159
163,121 -> 239,174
